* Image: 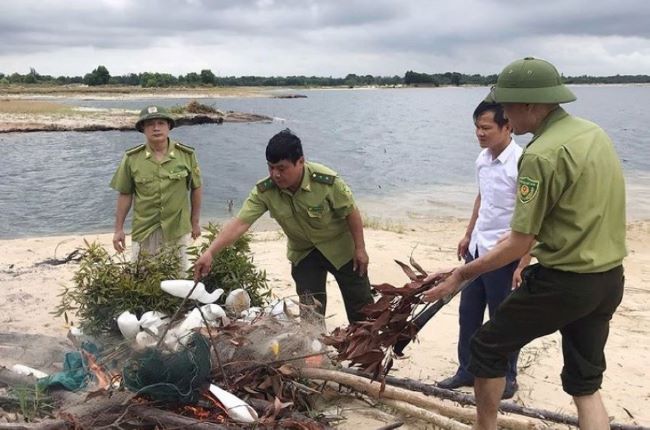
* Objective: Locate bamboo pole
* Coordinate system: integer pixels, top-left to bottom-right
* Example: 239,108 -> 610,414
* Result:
379,398 -> 471,430
295,367 -> 544,430
341,369 -> 650,430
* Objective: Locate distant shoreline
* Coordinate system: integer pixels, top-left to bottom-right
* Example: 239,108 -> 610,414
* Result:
2,82 -> 650,101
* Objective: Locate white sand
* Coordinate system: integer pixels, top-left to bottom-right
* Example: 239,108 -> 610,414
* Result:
1,220 -> 649,427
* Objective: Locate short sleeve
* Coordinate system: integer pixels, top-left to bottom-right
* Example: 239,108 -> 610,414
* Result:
190,152 -> 202,189
110,155 -> 134,194
510,154 -> 558,235
236,186 -> 268,225
329,177 -> 356,218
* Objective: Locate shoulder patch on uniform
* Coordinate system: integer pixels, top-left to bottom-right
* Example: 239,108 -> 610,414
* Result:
175,142 -> 195,154
310,172 -> 336,185
125,144 -> 145,156
256,177 -> 276,193
518,176 -> 540,204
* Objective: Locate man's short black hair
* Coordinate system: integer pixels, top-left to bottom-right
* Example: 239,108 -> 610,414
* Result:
473,101 -> 509,128
266,128 -> 303,164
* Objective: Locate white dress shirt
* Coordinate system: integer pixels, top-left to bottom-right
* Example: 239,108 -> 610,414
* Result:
469,139 -> 523,257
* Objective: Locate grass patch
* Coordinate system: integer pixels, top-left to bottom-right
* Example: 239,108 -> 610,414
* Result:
0,99 -> 71,114
12,385 -> 54,421
362,215 -> 405,233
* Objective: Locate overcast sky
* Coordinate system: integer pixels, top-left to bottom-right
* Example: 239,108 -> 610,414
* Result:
2,0 -> 650,78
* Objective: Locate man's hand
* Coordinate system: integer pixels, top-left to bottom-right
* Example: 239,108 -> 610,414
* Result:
191,222 -> 201,240
113,230 -> 126,253
352,248 -> 369,276
421,269 -> 452,286
193,250 -> 213,281
457,236 -> 470,261
422,269 -> 463,302
512,267 -> 524,290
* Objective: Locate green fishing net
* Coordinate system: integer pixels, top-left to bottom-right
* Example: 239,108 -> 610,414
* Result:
122,333 -> 212,403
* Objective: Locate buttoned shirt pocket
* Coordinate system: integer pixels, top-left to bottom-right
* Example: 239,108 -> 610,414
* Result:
168,169 -> 190,189
134,176 -> 156,196
302,198 -> 331,229
306,204 -> 326,218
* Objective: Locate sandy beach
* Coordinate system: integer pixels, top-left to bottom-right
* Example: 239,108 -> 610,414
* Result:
1,219 -> 649,428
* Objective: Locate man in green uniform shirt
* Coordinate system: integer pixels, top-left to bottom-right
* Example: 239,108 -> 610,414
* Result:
194,129 -> 373,323
422,58 -> 626,429
110,105 -> 203,270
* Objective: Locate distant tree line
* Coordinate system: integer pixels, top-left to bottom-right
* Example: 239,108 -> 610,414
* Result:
1,65 -> 649,87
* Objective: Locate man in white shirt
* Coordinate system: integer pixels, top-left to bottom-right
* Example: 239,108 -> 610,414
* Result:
437,101 -> 526,399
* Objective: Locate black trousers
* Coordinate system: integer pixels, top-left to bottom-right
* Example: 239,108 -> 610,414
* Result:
469,263 -> 624,396
291,249 -> 374,323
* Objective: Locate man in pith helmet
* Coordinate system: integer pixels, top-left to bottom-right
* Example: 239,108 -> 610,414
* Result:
423,58 -> 626,429
110,105 -> 203,270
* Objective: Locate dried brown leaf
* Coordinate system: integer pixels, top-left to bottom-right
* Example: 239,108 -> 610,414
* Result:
370,309 -> 392,332
359,295 -> 393,315
394,259 -> 421,280
409,255 -> 428,276
372,283 -> 406,295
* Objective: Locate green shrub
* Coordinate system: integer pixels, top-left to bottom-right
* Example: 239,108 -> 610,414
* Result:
187,222 -> 271,308
55,225 -> 271,335
54,241 -> 185,335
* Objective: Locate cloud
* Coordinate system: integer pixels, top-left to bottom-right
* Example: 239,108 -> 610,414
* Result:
0,0 -> 648,76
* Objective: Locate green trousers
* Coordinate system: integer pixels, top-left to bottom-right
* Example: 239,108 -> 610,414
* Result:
291,249 -> 374,323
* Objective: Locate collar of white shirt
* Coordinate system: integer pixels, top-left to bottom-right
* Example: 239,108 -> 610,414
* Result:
481,138 -> 517,165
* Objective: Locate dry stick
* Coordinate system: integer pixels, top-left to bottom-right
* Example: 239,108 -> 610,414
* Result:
196,305 -> 231,389
155,279 -> 202,349
129,405 -> 229,429
379,398 -> 471,430
0,421 -> 68,430
344,369 -> 650,430
296,367 -> 541,430
375,422 -> 404,430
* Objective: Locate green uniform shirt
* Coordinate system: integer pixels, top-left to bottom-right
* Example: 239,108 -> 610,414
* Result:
237,161 -> 356,269
110,139 -> 202,243
511,107 -> 627,273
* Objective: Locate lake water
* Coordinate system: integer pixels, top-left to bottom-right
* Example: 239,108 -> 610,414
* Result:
1,86 -> 649,239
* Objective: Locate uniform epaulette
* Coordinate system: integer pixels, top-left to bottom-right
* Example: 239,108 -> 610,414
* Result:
125,144 -> 146,156
256,177 -> 276,193
175,142 -> 195,154
310,171 -> 336,185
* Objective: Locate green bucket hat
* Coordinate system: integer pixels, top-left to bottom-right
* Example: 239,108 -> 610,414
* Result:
135,105 -> 176,132
490,57 -> 576,104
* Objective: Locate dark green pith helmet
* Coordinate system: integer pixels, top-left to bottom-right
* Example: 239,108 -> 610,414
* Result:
490,57 -> 576,104
135,105 -> 176,132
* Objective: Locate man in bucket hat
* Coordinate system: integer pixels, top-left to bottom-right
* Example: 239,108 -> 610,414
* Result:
111,105 -> 203,271
423,58 -> 626,429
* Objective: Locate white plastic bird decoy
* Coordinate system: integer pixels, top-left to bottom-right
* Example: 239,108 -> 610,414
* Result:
160,280 -> 224,304
116,311 -> 141,340
209,384 -> 258,423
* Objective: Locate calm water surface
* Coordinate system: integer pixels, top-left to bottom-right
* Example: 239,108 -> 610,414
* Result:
1,86 -> 648,239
